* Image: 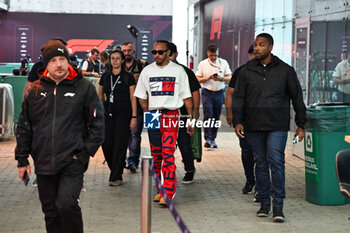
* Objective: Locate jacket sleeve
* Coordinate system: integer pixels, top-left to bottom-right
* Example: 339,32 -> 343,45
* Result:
14,98 -> 32,167
287,67 -> 307,128
78,82 -> 105,161
232,68 -> 246,126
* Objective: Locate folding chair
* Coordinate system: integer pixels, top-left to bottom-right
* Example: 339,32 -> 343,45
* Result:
335,149 -> 350,219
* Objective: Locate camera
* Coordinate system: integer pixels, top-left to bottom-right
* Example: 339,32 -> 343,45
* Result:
18,55 -> 31,75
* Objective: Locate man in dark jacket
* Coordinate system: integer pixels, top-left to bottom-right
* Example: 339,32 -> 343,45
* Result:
169,42 -> 201,184
121,41 -> 148,173
233,33 -> 306,222
226,44 -> 257,196
15,39 -> 104,233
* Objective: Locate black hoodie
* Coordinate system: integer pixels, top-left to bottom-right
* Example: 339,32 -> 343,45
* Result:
15,66 -> 104,175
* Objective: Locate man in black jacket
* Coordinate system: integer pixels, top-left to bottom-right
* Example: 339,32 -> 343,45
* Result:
15,39 -> 104,233
169,42 -> 201,184
233,33 -> 306,222
121,41 -> 148,173
226,44 -> 257,196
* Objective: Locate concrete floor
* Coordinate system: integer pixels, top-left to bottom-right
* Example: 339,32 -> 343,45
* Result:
0,131 -> 349,233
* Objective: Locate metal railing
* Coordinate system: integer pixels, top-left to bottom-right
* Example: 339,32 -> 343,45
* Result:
141,155 -> 153,233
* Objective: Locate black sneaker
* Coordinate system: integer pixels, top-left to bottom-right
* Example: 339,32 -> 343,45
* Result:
257,203 -> 270,217
204,141 -> 211,148
253,191 -> 260,202
182,170 -> 195,184
242,182 -> 255,194
210,141 -> 218,148
273,206 -> 285,222
128,164 -> 136,174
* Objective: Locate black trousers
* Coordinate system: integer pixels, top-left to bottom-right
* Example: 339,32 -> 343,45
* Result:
177,123 -> 195,172
102,113 -> 131,181
239,137 -> 255,184
37,159 -> 85,233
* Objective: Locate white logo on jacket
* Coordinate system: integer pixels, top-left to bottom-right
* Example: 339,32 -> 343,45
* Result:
40,92 -> 47,97
64,92 -> 75,97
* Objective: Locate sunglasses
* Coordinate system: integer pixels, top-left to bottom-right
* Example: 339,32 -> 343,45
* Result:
151,49 -> 168,55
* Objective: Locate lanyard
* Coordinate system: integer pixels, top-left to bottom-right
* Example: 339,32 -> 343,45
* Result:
110,74 -> 121,92
208,58 -> 221,69
127,64 -> 134,73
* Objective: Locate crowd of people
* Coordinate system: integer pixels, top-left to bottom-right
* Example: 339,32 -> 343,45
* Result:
14,33 -> 306,232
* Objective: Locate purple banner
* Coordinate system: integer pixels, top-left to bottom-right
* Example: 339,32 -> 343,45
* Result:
0,12 -> 172,63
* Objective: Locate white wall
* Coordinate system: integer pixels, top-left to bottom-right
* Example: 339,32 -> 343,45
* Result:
8,0 -> 172,15
172,0 -> 199,66
172,0 -> 188,65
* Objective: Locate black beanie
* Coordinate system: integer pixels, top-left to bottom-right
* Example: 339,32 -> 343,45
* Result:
41,40 -> 69,67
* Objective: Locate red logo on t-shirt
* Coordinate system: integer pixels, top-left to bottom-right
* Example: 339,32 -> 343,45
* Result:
162,81 -> 175,92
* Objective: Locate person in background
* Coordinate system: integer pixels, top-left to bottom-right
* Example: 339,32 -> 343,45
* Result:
69,54 -> 79,68
121,41 -> 148,173
168,42 -> 200,184
233,33 -> 306,222
81,50 -> 91,67
98,50 -> 137,186
82,48 -> 100,78
333,54 -> 350,103
27,56 -> 43,84
225,44 -> 258,197
196,44 -> 232,149
99,50 -> 110,74
15,39 -> 104,232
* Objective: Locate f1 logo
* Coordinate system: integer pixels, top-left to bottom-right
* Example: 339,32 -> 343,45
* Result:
210,5 -> 224,40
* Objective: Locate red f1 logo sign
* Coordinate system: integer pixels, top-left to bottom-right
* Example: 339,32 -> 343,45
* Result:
66,39 -> 114,53
210,5 -> 224,40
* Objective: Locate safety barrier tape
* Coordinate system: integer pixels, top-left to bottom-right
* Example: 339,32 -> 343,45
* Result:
150,166 -> 191,233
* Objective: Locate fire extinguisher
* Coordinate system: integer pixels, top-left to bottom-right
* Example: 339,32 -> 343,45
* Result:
189,55 -> 194,70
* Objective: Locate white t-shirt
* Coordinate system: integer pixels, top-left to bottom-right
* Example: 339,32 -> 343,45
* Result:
333,59 -> 350,94
134,61 -> 192,111
196,58 -> 232,91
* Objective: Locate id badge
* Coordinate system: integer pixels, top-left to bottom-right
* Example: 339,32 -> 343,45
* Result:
109,94 -> 114,103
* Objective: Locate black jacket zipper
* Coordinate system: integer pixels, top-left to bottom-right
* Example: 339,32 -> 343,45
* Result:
52,85 -> 57,169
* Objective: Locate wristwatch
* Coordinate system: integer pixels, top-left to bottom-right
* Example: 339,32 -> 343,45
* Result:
132,116 -> 137,118
221,77 -> 225,82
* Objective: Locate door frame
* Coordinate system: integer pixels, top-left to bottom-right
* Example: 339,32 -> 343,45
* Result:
294,17 -> 311,106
